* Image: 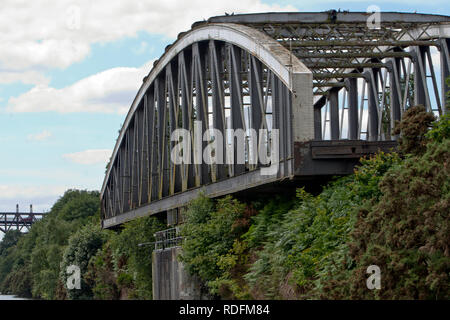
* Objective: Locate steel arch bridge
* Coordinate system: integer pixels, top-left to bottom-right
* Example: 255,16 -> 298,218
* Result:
101,11 -> 450,229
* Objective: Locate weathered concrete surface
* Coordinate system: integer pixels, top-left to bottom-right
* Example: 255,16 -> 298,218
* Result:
152,247 -> 207,300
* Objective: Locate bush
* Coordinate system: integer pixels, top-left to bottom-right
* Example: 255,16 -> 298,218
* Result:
334,117 -> 449,299
109,215 -> 165,299
180,194 -> 250,297
60,223 -> 108,299
393,105 -> 435,155
0,189 -> 100,299
85,242 -> 119,300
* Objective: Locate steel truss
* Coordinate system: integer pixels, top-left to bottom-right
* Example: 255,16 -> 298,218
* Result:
102,38 -> 294,220
0,205 -> 45,233
207,12 -> 450,140
101,12 -> 450,226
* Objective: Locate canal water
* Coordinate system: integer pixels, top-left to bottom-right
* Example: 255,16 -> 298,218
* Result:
0,295 -> 27,300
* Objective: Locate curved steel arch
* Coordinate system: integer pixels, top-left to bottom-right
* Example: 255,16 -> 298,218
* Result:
101,12 -> 450,228
100,23 -> 313,225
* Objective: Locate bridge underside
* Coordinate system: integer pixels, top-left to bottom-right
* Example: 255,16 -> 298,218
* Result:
101,11 -> 449,229
102,139 -> 396,228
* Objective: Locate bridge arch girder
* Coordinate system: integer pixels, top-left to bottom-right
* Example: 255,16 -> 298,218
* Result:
101,23 -> 313,224
101,12 -> 450,227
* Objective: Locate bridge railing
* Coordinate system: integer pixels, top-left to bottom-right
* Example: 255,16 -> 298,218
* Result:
154,227 -> 183,251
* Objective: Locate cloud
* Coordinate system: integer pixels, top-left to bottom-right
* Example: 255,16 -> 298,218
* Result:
0,0 -> 295,73
7,60 -> 155,114
0,185 -> 68,213
132,41 -> 150,55
0,185 -> 67,201
0,185 -> 99,213
27,129 -> 52,141
63,149 -> 112,165
0,70 -> 49,86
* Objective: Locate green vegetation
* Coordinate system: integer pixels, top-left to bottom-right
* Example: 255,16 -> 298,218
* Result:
0,190 -> 166,299
0,103 -> 448,300
181,106 -> 449,299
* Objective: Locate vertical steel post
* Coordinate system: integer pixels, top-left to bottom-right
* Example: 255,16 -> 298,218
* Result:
388,59 -> 402,137
228,44 -> 245,176
414,46 -> 428,108
314,97 -> 326,140
329,88 -> 340,140
365,70 -> 379,141
249,56 -> 263,170
441,38 -> 450,113
346,78 -> 358,140
209,41 -> 226,180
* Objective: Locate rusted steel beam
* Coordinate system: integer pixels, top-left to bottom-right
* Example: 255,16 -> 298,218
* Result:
305,62 -> 386,69
295,52 -> 412,59
313,82 -> 346,88
313,73 -> 365,79
289,40 -> 437,47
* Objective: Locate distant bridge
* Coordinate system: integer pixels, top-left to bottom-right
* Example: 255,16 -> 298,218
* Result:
0,205 -> 46,233
100,11 -> 450,229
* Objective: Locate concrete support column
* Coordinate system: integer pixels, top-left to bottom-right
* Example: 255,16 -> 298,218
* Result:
292,72 -> 314,142
153,247 -> 205,300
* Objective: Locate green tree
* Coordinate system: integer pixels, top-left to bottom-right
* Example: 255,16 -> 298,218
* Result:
0,189 -> 100,299
0,230 -> 22,256
180,194 -> 248,297
109,215 -> 165,299
60,223 -> 107,300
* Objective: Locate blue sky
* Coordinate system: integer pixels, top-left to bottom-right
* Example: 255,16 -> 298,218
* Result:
0,0 -> 449,216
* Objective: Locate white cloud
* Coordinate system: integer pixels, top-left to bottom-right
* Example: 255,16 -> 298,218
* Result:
0,70 -> 49,86
0,185 -> 99,213
0,185 -> 68,213
27,129 -> 52,141
0,0 -> 295,73
63,149 -> 112,165
7,60 -> 155,114
0,185 -> 67,201
132,41 -> 150,55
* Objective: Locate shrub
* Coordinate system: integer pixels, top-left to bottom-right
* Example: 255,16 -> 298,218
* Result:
60,224 -> 108,299
109,215 -> 165,299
